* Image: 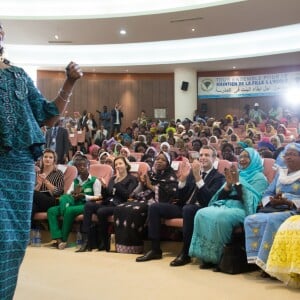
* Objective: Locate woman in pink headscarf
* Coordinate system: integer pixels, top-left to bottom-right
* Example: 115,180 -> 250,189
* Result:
89,144 -> 100,160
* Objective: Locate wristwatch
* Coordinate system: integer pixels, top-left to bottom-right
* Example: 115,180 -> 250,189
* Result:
235,182 -> 241,186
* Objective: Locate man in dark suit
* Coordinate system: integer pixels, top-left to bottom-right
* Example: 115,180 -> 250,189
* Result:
170,145 -> 225,266
111,103 -> 123,136
78,110 -> 88,131
136,145 -> 224,264
45,120 -> 70,164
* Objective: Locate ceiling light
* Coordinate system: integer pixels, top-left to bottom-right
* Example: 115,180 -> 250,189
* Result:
192,28 -> 195,32
120,29 -> 127,35
232,66 -> 236,69
54,34 -> 59,40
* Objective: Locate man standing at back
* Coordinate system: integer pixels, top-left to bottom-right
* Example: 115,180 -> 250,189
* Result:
170,145 -> 225,266
111,103 -> 123,137
249,103 -> 266,124
78,110 -> 88,131
45,119 -> 70,164
100,105 -> 111,138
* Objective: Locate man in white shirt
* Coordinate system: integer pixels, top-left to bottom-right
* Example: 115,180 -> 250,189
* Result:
111,103 -> 124,136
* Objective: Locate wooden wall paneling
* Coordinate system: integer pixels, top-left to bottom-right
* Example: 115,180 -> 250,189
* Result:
149,78 -> 174,121
37,71 -> 175,129
98,80 -> 110,111
79,79 -> 89,113
130,79 -> 139,123
159,79 -> 168,120
136,80 -> 144,122
152,80 -> 160,117
119,79 -> 134,128
165,79 -> 174,120
87,79 -> 99,119
148,79 -> 156,120
141,79 -> 154,120
108,79 -> 119,108
136,80 -> 143,120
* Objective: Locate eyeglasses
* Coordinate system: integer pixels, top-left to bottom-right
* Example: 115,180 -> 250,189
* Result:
283,152 -> 299,158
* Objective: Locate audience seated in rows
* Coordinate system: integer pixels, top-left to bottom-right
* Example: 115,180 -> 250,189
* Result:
34,109 -> 300,288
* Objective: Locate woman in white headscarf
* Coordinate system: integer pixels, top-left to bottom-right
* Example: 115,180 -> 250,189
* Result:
160,141 -> 171,153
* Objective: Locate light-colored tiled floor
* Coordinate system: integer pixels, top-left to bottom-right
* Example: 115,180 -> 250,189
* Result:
15,245 -> 300,300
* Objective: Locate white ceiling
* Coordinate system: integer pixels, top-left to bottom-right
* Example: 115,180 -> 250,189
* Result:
1,0 -> 300,73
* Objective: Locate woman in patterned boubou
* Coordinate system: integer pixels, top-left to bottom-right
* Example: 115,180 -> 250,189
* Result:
0,22 -> 82,299
113,151 -> 178,254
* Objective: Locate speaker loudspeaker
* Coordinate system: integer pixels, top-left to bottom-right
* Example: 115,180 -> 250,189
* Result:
181,81 -> 189,91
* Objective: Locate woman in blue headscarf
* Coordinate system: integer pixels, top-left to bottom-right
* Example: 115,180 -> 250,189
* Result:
189,148 -> 268,268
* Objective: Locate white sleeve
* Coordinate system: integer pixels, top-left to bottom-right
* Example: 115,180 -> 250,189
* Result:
85,179 -> 102,201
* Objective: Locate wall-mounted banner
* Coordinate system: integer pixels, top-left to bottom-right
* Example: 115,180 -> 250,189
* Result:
198,71 -> 300,99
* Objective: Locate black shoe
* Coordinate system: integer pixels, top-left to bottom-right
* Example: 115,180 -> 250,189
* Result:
170,254 -> 191,267
199,262 -> 215,269
213,266 -> 221,272
136,250 -> 162,262
75,241 -> 90,253
97,239 -> 110,252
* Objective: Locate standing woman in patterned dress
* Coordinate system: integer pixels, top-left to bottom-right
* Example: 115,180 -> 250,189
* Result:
0,23 -> 82,299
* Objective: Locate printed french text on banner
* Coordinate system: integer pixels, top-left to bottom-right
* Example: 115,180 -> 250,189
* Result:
198,72 -> 300,99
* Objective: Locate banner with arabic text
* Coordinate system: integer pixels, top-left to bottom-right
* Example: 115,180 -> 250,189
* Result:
198,71 -> 300,99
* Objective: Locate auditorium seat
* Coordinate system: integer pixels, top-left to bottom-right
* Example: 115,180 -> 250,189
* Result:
89,163 -> 114,185
129,161 -> 149,178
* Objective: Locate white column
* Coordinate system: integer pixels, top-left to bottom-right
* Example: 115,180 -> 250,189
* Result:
174,68 -> 197,121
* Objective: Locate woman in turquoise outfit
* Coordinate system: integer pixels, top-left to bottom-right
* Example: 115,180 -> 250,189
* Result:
189,148 -> 268,268
0,23 -> 82,299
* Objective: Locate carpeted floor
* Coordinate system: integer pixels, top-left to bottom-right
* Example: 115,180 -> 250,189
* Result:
14,243 -> 300,300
